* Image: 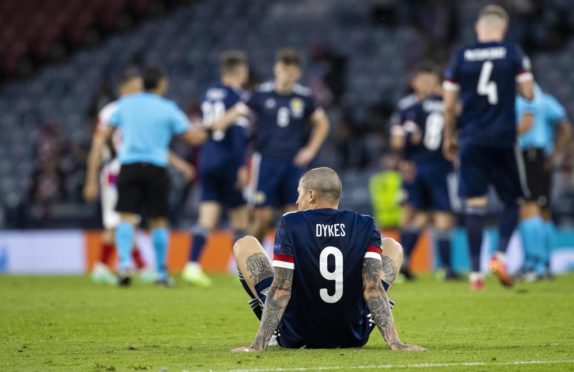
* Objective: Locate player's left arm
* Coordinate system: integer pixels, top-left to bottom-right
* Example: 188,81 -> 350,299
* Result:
293,108 -> 330,167
442,88 -> 459,162
549,120 -> 573,169
167,151 -> 195,182
232,266 -> 294,352
363,256 -> 425,352
83,125 -> 114,202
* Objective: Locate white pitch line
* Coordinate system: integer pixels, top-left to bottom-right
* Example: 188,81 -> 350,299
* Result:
217,359 -> 574,372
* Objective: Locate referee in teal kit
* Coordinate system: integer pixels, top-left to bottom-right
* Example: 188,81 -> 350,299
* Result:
96,67 -> 207,286
516,84 -> 572,279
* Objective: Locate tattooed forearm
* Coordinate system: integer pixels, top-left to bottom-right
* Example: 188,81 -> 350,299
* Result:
380,255 -> 398,284
251,267 -> 293,350
363,257 -> 402,348
245,253 -> 274,284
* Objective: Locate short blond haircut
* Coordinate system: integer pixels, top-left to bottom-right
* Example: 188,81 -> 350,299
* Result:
479,5 -> 509,23
300,167 -> 342,203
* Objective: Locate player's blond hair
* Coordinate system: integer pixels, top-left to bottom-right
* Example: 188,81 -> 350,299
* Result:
478,5 -> 509,24
300,167 -> 342,203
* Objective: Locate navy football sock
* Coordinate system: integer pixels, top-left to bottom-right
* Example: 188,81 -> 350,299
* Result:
238,272 -> 256,299
466,206 -> 486,272
189,226 -> 209,263
254,276 -> 273,304
497,204 -> 519,254
436,230 -> 452,270
399,227 -> 421,264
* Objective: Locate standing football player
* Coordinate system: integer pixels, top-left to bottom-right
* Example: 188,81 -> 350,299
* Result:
182,51 -> 250,287
393,63 -> 460,280
231,167 -> 425,351
211,48 -> 330,243
516,84 -> 572,280
443,5 -> 534,290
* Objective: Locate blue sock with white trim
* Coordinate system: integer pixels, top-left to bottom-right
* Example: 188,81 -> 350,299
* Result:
151,227 -> 169,280
543,220 -> 555,272
115,221 -> 135,271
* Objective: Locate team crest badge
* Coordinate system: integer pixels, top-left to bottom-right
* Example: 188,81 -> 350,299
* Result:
290,98 -> 304,117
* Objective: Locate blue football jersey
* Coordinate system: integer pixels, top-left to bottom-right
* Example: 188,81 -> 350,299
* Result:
272,208 -> 382,348
391,93 -> 420,161
444,41 -> 533,147
405,94 -> 451,165
199,83 -> 248,171
246,81 -> 319,160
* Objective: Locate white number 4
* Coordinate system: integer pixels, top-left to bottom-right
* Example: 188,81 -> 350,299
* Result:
477,61 -> 498,105
319,246 -> 343,303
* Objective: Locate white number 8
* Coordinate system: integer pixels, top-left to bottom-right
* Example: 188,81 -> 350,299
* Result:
319,246 -> 343,303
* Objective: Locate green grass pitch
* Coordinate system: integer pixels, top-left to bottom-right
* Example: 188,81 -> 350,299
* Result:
1,274 -> 573,371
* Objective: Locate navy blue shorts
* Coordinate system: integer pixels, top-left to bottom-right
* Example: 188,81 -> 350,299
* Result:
400,180 -> 416,206
411,161 -> 454,212
253,156 -> 303,208
199,165 -> 245,208
458,144 -> 527,205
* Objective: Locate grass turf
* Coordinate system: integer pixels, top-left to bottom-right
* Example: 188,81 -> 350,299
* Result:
1,274 -> 573,371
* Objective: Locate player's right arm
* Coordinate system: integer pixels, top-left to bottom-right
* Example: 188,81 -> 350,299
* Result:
516,112 -> 534,134
363,255 -> 425,351
209,103 -> 250,132
83,124 -> 114,202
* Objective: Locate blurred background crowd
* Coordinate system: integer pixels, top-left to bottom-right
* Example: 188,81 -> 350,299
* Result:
1,0 -> 573,229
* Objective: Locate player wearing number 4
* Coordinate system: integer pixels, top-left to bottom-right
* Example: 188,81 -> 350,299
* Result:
210,49 -> 330,244
232,167 -> 425,352
443,5 -> 535,290
182,51 -> 250,287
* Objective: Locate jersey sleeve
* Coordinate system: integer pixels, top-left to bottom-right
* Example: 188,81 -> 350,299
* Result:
245,92 -> 260,112
107,106 -> 121,128
443,49 -> 462,92
304,94 -> 320,118
170,104 -> 191,135
272,217 -> 295,270
513,45 -> 534,83
364,219 -> 383,261
544,94 -> 568,125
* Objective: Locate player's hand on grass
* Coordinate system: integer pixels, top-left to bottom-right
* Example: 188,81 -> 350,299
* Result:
390,342 -> 426,352
293,146 -> 316,167
83,180 -> 99,202
231,346 -> 260,353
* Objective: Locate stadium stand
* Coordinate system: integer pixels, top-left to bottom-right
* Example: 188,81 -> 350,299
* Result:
0,0 -> 573,228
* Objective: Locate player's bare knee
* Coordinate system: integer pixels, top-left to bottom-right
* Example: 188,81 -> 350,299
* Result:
233,236 -> 259,258
382,238 -> 404,267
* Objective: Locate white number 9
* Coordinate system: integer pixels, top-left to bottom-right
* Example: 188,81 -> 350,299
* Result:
319,246 -> 343,303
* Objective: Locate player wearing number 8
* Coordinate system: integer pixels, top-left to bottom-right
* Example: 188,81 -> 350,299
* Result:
209,49 -> 330,244
443,5 -> 535,290
231,167 -> 425,351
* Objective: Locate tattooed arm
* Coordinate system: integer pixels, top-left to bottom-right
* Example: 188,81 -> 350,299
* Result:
232,266 -> 294,352
363,256 -> 425,352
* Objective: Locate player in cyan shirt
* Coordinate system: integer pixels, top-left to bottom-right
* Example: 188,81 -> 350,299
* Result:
516,84 -> 572,280
100,68 -> 206,286
443,5 -> 534,290
209,49 -> 330,243
182,51 -> 250,287
231,167 -> 425,351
